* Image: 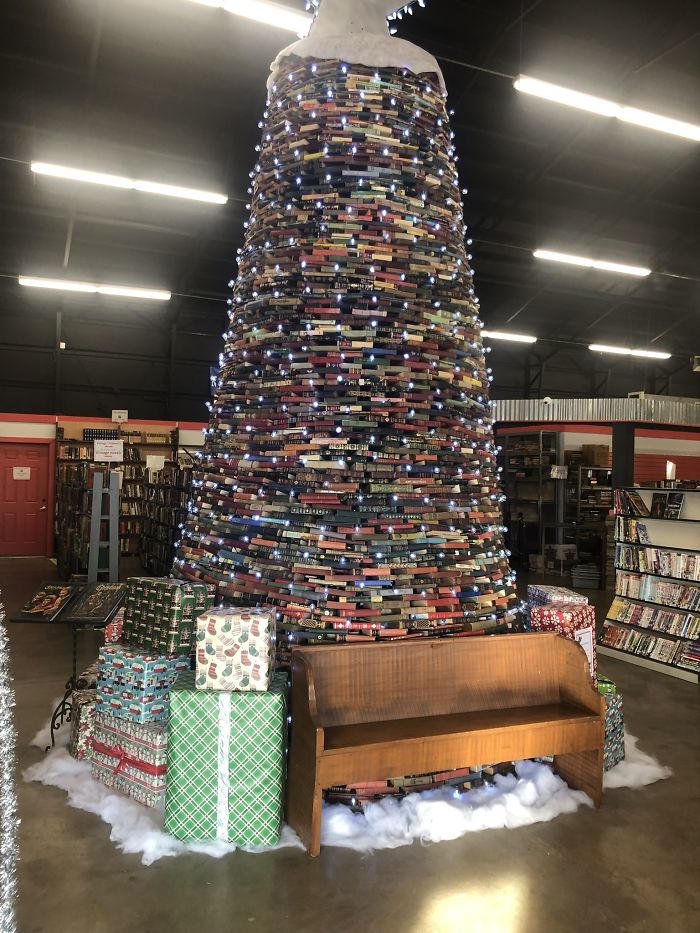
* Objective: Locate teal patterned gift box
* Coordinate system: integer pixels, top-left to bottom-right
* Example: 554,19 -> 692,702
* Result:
164,671 -> 288,846
96,645 -> 189,724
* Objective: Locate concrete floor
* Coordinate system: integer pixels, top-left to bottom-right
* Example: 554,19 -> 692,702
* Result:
3,557 -> 699,933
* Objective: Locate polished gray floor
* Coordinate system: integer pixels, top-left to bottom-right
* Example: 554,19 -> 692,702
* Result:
3,558 -> 699,933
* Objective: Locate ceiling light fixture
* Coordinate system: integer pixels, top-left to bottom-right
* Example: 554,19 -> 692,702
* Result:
533,249 -> 651,277
18,277 -> 171,301
186,0 -> 313,35
589,344 -> 671,360
514,75 -> 700,142
30,162 -> 228,205
481,330 -> 537,344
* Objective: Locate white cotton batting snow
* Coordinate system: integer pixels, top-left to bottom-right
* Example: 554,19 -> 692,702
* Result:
603,733 -> 673,790
269,35 -> 445,94
22,750 -> 303,865
23,722 -> 671,863
321,760 -> 591,852
29,696 -> 69,750
268,0 -> 445,93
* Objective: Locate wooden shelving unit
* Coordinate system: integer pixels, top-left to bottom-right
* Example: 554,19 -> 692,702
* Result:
499,430 -> 557,566
55,420 -> 179,570
598,486 -> 700,683
142,463 -> 193,575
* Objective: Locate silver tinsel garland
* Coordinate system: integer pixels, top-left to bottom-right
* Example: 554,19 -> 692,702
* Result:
0,597 -> 18,933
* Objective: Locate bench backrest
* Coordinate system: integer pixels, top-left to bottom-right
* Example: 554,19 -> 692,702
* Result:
292,633 -> 598,727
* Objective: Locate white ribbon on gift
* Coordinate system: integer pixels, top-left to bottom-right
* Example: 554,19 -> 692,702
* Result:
216,692 -> 232,841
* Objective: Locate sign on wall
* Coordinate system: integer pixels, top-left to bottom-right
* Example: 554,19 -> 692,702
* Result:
94,440 -> 124,462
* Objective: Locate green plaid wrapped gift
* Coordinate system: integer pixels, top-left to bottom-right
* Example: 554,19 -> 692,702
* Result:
122,577 -> 216,656
164,671 -> 288,846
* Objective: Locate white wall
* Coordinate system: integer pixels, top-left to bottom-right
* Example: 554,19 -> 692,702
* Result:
0,420 -> 55,439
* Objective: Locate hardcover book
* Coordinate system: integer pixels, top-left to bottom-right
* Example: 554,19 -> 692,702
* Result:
62,583 -> 127,625
16,582 -> 77,622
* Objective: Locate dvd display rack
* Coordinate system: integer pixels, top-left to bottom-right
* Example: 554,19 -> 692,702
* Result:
598,485 -> 700,682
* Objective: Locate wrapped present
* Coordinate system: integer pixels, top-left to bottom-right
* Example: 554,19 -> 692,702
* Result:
96,645 -> 189,724
195,607 -> 275,691
602,692 -> 625,771
104,608 -> 125,644
75,660 -> 99,690
597,675 -> 617,696
91,713 -> 168,808
68,689 -> 96,760
527,584 -> 589,607
165,670 -> 288,846
529,603 -> 597,683
122,577 -> 216,657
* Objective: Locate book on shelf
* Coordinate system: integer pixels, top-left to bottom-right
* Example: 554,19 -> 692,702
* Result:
614,515 -> 651,544
614,488 -> 650,517
600,621 -> 698,671
608,595 -> 700,639
665,492 -> 685,520
615,570 -> 700,612
650,492 -> 667,519
615,543 -> 700,581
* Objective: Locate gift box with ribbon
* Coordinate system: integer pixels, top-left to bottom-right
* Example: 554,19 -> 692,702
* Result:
91,713 -> 168,807
68,689 -> 96,761
164,670 -> 288,846
122,577 -> 216,657
96,645 -> 189,724
195,607 -> 275,691
529,603 -> 597,683
602,691 -> 625,771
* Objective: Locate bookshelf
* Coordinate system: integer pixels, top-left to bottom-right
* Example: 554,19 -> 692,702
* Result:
598,486 -> 700,683
55,421 -> 179,568
56,462 -> 113,578
499,430 -> 557,563
142,462 -> 193,575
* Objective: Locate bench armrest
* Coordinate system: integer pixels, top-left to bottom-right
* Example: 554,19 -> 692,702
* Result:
291,650 -> 322,735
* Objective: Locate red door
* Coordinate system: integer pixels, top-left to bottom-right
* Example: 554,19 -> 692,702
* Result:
0,443 -> 50,556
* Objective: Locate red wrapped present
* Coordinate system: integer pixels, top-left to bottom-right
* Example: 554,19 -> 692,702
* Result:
104,608 -> 124,645
529,603 -> 597,683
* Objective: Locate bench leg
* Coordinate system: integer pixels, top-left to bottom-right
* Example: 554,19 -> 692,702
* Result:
287,746 -> 323,857
554,748 -> 603,807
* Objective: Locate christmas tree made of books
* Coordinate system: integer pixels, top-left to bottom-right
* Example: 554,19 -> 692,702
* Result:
175,0 -> 518,655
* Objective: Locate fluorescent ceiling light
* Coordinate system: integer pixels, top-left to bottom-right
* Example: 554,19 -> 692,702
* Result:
187,0 -> 312,35
482,330 -> 537,344
533,249 -> 651,278
18,276 -> 171,301
589,344 -> 671,360
514,75 -> 700,142
31,162 -> 228,205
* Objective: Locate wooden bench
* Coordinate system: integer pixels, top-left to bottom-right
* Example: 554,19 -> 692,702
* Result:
287,632 -> 605,855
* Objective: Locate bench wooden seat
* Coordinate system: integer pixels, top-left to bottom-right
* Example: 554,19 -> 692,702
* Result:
287,633 -> 605,856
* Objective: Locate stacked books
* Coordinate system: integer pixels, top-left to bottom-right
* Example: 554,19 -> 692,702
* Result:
174,53 -> 517,643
